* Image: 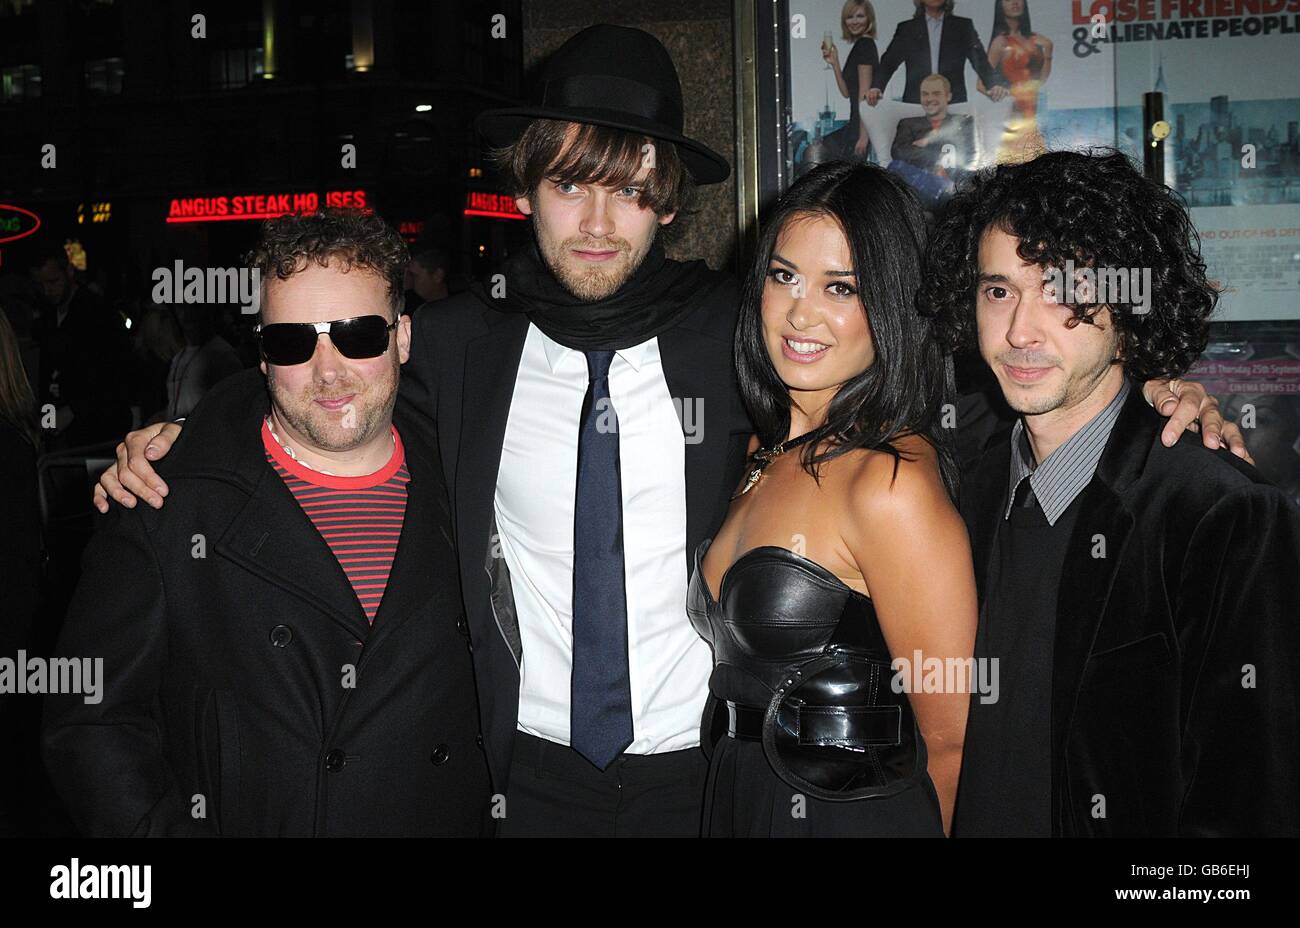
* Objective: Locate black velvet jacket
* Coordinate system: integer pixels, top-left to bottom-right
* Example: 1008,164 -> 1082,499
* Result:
957,382 -> 1300,836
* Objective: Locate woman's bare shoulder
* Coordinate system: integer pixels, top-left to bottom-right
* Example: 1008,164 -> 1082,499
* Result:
839,436 -> 950,524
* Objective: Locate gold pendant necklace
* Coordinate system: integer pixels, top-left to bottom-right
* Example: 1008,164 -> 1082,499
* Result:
731,427 -> 826,500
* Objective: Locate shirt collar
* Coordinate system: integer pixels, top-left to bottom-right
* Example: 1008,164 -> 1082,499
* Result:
539,327 -> 651,374
1005,378 -> 1131,525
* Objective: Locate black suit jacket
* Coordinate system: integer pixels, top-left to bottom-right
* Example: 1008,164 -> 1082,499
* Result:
957,383 -> 1300,836
891,113 -> 977,174
871,14 -> 1003,104
398,279 -> 754,791
43,371 -> 490,836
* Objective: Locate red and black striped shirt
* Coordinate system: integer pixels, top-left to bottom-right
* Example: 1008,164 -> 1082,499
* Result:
262,420 -> 409,625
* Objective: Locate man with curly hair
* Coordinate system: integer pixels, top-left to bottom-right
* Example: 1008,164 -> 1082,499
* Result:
923,149 -> 1300,836
44,209 -> 491,835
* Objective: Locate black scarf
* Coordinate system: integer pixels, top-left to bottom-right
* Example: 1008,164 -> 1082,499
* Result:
472,238 -> 724,350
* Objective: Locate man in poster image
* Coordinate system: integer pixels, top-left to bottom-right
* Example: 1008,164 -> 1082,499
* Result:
865,0 -> 1006,169
924,150 -> 1300,836
888,73 -> 977,206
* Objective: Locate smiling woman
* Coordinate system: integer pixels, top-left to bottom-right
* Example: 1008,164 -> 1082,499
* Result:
694,160 -> 977,837
736,159 -> 957,493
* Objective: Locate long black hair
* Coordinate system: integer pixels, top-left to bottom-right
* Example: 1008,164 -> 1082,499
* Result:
992,0 -> 1032,38
735,160 -> 958,500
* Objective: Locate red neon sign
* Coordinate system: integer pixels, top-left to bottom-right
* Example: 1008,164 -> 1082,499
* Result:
398,220 -> 425,243
166,189 -> 368,223
0,203 -> 42,244
463,191 -> 525,221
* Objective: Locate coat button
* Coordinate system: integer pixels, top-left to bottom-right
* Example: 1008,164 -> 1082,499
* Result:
430,743 -> 450,766
324,749 -> 347,772
455,615 -> 469,636
269,625 -> 293,647
475,734 -> 484,748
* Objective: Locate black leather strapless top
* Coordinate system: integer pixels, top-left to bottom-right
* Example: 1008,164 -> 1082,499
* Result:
687,537 -> 893,710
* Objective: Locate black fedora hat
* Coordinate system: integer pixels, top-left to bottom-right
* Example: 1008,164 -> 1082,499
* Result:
475,24 -> 730,185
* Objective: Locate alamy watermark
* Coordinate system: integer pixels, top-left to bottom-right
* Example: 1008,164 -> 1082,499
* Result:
151,260 -> 261,314
50,859 -> 150,908
1042,260 -> 1152,315
891,651 -> 1000,705
592,394 -> 705,444
0,651 -> 102,704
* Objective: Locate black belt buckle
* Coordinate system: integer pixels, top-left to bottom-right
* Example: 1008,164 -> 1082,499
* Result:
726,701 -> 764,740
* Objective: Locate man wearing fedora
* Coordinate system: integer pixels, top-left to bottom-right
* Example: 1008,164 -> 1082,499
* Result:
96,23 -> 1247,838
418,24 -> 749,836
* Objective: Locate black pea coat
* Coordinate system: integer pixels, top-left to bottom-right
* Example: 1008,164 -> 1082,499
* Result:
42,370 -> 491,836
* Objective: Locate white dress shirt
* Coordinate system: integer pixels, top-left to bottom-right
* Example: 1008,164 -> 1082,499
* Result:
927,13 -> 944,77
494,323 -> 712,754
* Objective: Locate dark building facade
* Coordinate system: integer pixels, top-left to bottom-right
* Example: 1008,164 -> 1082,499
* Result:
0,0 -> 529,295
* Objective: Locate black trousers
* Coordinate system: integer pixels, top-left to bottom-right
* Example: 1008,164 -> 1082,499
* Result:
496,731 -> 708,837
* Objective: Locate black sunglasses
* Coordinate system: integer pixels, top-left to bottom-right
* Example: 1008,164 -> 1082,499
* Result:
254,315 -> 398,366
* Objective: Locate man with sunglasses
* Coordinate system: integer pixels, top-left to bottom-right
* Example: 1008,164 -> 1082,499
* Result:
44,209 -> 490,836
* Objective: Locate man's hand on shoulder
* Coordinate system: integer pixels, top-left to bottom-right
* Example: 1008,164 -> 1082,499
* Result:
1143,376 -> 1254,464
93,422 -> 184,513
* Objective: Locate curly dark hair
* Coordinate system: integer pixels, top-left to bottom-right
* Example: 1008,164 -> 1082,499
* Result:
920,148 -> 1218,383
245,208 -> 408,316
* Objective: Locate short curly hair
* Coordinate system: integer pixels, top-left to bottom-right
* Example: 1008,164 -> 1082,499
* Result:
246,208 -> 409,316
920,149 -> 1218,383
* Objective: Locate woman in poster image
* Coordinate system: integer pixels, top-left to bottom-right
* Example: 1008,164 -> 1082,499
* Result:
689,161 -> 976,836
802,1 -> 884,170
980,0 -> 1052,162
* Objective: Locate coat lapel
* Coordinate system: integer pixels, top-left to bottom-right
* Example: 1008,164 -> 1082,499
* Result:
657,311 -> 739,573
366,417 -> 456,649
455,312 -> 531,586
938,14 -> 961,74
960,429 -> 1012,608
1048,385 -> 1152,833
216,466 -> 372,642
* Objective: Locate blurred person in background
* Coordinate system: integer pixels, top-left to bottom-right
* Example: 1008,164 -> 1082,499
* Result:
130,305 -> 184,422
164,304 -> 245,420
403,245 -> 450,315
29,244 -> 132,449
0,308 -> 43,836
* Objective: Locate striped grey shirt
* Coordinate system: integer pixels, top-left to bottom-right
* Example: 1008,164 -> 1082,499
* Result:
1005,379 -> 1131,525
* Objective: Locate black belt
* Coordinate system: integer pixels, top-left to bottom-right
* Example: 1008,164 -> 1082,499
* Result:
726,702 -> 765,740
726,700 -> 903,746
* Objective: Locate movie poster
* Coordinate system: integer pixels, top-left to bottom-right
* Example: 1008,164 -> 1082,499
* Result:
787,0 -> 1129,200
786,0 -> 1300,320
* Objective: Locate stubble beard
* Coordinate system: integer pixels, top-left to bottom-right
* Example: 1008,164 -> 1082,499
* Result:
535,222 -> 657,302
266,358 -> 399,453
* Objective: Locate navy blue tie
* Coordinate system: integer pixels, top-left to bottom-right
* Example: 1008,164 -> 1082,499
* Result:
570,349 -> 634,770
